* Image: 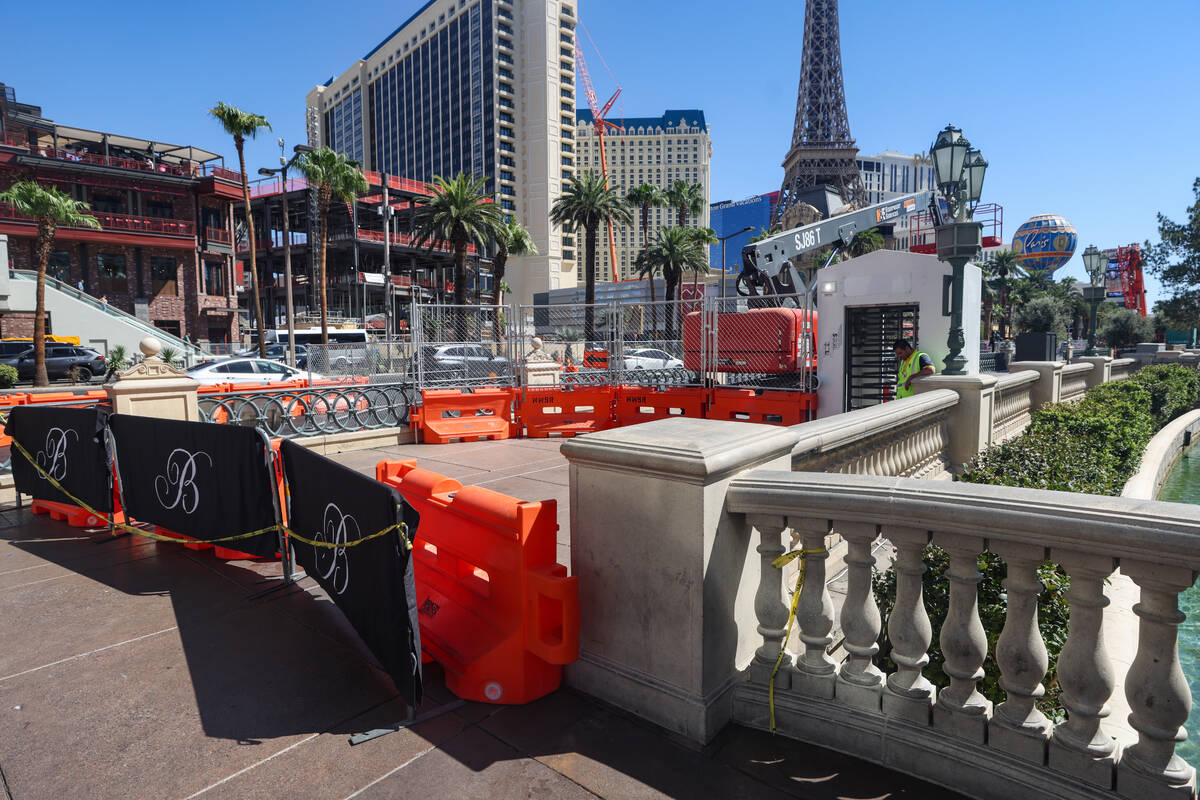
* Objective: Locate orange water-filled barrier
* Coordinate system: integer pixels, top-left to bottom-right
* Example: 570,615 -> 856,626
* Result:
518,386 -> 614,438
412,387 -> 516,444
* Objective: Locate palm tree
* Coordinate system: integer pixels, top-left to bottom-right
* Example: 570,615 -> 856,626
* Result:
550,171 -> 632,342
0,181 -> 100,386
208,102 -> 271,356
643,226 -> 706,340
634,249 -> 660,336
988,250 -> 1021,337
688,226 -> 718,289
625,184 -> 663,250
296,147 -> 369,344
412,173 -> 505,333
490,218 -> 538,340
663,181 -> 704,300
845,227 -> 885,258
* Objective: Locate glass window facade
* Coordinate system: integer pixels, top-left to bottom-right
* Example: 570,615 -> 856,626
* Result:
368,1 -> 495,192
325,87 -> 364,164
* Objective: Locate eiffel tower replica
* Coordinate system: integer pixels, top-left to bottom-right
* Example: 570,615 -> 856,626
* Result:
775,0 -> 866,231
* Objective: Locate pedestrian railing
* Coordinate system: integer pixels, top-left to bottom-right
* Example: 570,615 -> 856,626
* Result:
197,382 -> 412,439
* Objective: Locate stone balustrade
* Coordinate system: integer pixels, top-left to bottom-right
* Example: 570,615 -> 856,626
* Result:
992,370 -> 1039,443
727,470 -> 1200,800
1110,358 -> 1138,382
1060,362 -> 1094,403
791,389 -> 957,479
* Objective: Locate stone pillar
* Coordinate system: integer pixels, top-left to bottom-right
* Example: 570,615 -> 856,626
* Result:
1076,355 -> 1113,389
106,337 -> 200,421
1007,361 -> 1063,411
561,417 -> 800,743
520,337 -> 563,386
913,374 -> 997,472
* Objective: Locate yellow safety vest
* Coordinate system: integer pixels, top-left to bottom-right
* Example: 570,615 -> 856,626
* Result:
896,350 -> 928,399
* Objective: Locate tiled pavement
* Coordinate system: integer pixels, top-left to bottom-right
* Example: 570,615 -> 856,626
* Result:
0,506 -> 965,800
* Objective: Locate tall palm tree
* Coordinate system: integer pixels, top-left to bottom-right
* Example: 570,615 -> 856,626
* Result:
688,226 -> 718,289
643,226 -> 706,340
845,227 -> 885,258
634,249 -> 660,336
663,181 -> 704,300
0,182 -> 100,386
625,184 -> 663,250
988,250 -> 1021,337
550,171 -> 632,342
490,218 -> 538,340
208,102 -> 271,356
296,146 -> 369,344
411,173 -> 505,338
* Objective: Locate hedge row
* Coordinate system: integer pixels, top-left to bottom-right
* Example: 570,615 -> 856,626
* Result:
961,363 -> 1200,495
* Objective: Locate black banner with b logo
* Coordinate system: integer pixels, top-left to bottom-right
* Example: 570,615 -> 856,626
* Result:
280,439 -> 423,707
107,415 -> 280,559
9,405 -> 113,511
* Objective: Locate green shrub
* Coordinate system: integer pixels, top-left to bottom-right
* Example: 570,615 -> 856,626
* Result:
873,546 -> 1070,722
1100,307 -> 1154,350
0,364 -> 17,389
1130,363 -> 1200,426
1016,296 -> 1068,335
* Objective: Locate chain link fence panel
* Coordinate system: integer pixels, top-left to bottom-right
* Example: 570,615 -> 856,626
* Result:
706,292 -> 819,392
411,303 -> 517,389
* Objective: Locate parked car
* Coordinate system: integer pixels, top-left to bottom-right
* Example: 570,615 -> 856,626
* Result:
623,347 -> 683,371
412,345 -> 512,382
185,358 -> 325,386
0,345 -> 105,382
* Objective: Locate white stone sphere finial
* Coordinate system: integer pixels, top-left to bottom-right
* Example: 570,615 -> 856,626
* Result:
139,337 -> 162,358
531,336 -> 543,351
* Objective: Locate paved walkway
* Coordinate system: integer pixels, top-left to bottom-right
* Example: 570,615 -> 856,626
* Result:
0,507 -> 963,800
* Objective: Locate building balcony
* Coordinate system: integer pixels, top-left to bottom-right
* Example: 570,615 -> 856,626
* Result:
6,137 -> 243,184
204,226 -> 232,249
0,204 -> 195,241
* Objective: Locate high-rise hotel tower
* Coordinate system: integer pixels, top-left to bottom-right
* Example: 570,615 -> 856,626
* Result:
306,0 -> 580,304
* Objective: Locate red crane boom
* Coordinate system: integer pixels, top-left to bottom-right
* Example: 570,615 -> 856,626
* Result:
576,45 -> 622,281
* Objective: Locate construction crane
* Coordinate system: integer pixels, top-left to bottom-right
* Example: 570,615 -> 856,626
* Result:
575,43 -> 622,282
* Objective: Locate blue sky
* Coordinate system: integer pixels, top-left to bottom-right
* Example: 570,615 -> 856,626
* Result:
4,0 -> 1199,305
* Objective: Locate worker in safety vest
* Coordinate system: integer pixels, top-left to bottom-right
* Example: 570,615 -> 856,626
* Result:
892,338 -> 935,399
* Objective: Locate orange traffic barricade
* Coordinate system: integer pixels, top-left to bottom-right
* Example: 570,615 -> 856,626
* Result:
614,386 -> 707,426
377,458 -> 579,705
706,387 -> 817,426
518,386 -> 614,438
30,468 -> 125,529
413,387 -> 515,444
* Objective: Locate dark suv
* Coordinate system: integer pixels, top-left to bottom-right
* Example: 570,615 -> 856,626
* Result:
0,345 -> 106,382
412,344 -> 512,383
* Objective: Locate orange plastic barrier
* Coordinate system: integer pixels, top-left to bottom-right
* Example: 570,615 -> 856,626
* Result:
706,387 -> 817,426
519,386 -> 614,438
376,459 -> 578,704
412,388 -> 515,444
30,499 -> 122,529
615,386 -> 707,426
26,391 -> 84,404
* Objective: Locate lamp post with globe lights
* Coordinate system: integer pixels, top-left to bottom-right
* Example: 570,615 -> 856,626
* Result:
1081,244 -> 1107,356
930,125 -> 988,375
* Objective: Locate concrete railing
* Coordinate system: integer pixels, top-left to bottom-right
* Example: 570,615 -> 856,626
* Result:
992,370 -> 1039,443
1110,358 -> 1138,382
791,389 -> 956,479
1059,362 -> 1094,403
727,470 -> 1200,800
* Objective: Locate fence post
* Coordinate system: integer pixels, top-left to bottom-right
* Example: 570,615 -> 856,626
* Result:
1007,361 -> 1064,411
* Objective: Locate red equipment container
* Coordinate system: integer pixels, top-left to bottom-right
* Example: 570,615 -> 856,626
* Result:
683,307 -> 818,373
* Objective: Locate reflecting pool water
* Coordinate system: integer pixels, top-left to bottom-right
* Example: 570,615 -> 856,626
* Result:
1157,447 -> 1200,765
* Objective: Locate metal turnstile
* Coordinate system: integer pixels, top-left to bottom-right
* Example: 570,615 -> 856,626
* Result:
844,304 -> 920,412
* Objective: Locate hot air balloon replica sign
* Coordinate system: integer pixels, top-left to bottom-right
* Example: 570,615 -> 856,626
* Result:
1011,214 -> 1078,275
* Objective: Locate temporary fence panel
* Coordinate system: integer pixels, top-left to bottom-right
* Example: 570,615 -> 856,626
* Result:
513,301 -> 619,389
414,387 -> 516,444
518,386 -> 615,438
9,405 -> 118,527
282,440 -> 423,707
610,299 -> 700,389
306,340 -> 415,383
108,415 -> 282,559
704,293 -> 819,396
377,458 -> 578,704
411,303 -> 517,389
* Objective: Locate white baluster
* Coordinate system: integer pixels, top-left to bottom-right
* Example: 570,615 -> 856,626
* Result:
836,521 -> 883,710
1048,550 -> 1118,789
1117,560 -> 1196,799
881,526 -> 935,723
990,541 -> 1052,763
786,516 -> 836,698
748,514 -> 790,688
932,531 -> 991,742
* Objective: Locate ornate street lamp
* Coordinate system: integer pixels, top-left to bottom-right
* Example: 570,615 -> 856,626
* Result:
1081,244 -> 1107,356
931,125 -> 987,375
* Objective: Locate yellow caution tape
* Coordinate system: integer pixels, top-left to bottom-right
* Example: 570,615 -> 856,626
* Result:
768,546 -> 827,734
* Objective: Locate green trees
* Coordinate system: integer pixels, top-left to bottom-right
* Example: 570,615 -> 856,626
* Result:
208,102 -> 271,356
550,171 -> 632,342
1100,307 -> 1155,351
641,226 -> 706,340
664,179 -> 704,230
1015,295 -> 1068,336
0,181 -> 101,385
1145,177 -> 1200,324
625,183 -> 663,250
297,147 -> 369,344
688,226 -> 717,288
